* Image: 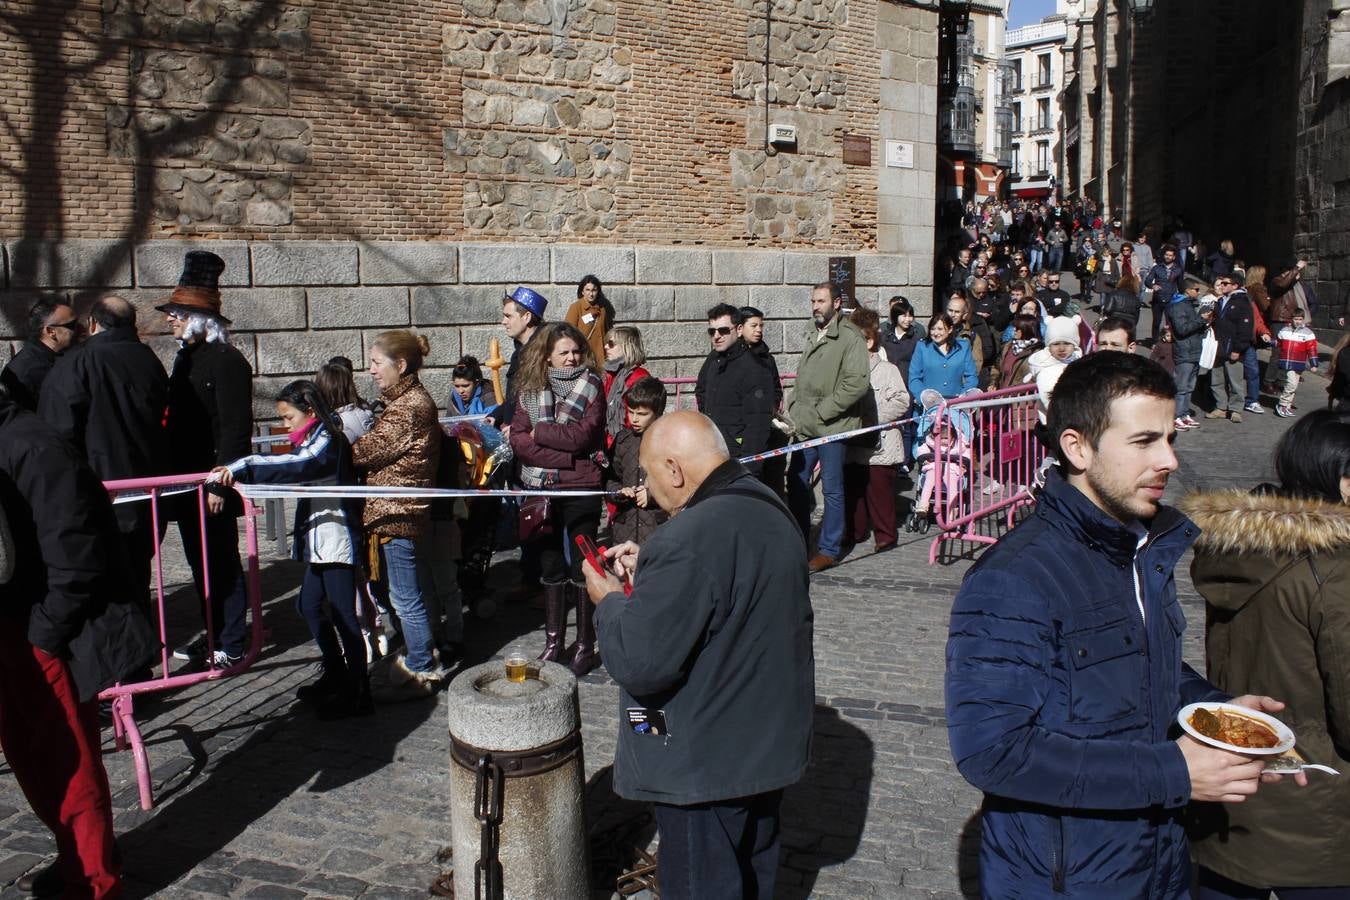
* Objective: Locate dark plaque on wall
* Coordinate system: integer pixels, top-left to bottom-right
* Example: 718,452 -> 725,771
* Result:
842,133 -> 871,167
828,256 -> 856,308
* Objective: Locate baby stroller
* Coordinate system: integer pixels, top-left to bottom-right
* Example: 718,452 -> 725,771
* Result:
904,390 -> 974,534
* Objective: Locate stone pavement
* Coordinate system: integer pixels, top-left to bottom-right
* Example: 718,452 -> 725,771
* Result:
0,315 -> 1329,899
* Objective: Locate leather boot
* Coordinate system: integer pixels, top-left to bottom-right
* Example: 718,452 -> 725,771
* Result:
538,581 -> 570,663
568,581 -> 599,677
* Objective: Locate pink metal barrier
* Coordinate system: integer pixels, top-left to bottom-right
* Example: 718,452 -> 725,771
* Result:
926,385 -> 1045,564
98,473 -> 266,810
663,372 -> 795,410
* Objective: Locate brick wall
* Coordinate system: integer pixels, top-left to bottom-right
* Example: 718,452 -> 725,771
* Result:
1,0 -> 938,402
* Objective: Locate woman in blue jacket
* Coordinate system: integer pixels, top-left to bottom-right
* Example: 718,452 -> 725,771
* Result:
908,312 -> 979,402
213,380 -> 369,719
447,355 -> 499,418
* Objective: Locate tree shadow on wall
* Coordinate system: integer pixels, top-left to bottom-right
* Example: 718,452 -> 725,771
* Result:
0,0 -> 290,323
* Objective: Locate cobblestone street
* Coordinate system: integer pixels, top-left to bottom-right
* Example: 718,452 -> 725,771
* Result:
0,333 -> 1327,899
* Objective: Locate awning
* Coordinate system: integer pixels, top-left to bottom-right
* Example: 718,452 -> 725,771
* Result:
1013,186 -> 1052,199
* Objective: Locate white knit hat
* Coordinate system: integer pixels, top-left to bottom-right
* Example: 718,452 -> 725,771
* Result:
1045,315 -> 1080,349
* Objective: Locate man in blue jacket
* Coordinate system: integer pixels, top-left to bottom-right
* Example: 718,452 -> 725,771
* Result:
945,352 -> 1294,898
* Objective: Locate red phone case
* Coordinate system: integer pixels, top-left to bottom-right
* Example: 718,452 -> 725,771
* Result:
575,534 -> 633,595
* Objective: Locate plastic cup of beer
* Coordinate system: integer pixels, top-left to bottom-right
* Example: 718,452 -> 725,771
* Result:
505,654 -> 529,683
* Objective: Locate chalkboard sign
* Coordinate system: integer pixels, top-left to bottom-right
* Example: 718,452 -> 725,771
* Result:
828,256 -> 856,309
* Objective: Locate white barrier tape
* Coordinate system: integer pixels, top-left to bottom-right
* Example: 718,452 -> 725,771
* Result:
737,416 -> 915,465
110,485 -> 203,506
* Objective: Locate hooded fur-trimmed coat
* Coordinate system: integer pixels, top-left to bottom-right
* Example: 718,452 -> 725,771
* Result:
1183,490 -> 1350,889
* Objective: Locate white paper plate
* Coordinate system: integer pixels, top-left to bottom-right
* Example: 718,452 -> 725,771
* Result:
1178,702 -> 1296,756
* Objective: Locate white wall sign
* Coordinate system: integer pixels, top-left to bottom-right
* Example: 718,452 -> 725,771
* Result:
885,140 -> 914,169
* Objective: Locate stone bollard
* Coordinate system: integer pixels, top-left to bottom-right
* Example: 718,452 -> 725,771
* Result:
446,660 -> 590,900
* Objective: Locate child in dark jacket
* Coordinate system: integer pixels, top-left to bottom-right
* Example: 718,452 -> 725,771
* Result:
605,377 -> 669,545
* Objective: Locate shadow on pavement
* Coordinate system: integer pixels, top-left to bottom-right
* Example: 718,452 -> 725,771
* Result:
958,812 -> 981,898
777,704 -> 875,899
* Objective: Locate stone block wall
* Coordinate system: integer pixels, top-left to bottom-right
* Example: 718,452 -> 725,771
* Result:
1,239 -> 932,419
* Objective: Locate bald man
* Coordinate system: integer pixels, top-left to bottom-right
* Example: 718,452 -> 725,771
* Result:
41,294 -> 169,604
584,411 -> 814,900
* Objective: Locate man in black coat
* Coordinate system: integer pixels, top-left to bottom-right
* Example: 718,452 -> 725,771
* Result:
1035,270 -> 1073,317
157,251 -> 254,667
0,391 -> 157,899
40,296 -> 170,602
1205,274 -> 1255,423
694,303 -> 776,475
583,411 -> 814,900
1,295 -> 80,410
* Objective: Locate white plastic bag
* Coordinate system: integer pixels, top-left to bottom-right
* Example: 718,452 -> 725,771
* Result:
1199,327 -> 1218,370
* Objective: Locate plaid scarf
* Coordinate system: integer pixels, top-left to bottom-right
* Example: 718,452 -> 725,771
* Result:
519,366 -> 601,488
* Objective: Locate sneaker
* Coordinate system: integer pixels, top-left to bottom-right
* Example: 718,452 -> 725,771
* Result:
172,634 -> 207,661
1173,417 -> 1191,431
1204,409 -> 1228,419
1275,405 -> 1295,418
1182,416 -> 1201,428
209,650 -> 243,669
1230,412 -> 1242,424
1244,402 -> 1265,414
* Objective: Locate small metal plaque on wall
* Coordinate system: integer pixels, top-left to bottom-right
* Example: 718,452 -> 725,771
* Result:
828,256 -> 857,308
842,133 -> 871,166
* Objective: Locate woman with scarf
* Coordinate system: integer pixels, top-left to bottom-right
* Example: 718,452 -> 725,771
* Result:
509,323 -> 607,676
212,381 -> 368,717
601,326 -> 651,449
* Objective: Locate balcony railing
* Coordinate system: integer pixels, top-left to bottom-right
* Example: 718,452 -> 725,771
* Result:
939,88 -> 977,155
1031,117 -> 1054,134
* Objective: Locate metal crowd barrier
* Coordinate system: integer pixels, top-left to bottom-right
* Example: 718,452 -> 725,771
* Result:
99,474 -> 266,810
927,385 -> 1045,564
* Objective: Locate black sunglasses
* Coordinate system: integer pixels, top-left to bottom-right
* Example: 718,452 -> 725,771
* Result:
48,319 -> 80,331
707,326 -> 734,337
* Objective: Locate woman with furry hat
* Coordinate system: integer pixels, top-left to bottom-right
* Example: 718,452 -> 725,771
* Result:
1182,409 -> 1350,898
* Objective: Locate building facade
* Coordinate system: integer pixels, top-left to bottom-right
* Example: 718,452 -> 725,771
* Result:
937,0 -> 1013,205
1,0 -> 943,409
1002,16 -> 1066,202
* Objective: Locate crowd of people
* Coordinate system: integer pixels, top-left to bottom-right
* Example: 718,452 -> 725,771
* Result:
3,232 -> 1350,899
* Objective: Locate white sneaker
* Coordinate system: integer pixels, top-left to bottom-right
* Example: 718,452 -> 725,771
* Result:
210,650 -> 242,669
1244,402 -> 1265,414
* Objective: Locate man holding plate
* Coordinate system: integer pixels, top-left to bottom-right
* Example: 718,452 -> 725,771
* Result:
945,352 -> 1302,899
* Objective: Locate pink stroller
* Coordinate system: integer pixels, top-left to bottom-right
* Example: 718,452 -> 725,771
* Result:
904,390 -> 974,534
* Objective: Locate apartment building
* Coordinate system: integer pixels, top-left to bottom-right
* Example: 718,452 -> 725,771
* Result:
1002,17 -> 1067,201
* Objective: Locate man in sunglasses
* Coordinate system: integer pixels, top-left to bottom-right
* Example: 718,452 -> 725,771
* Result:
694,303 -> 776,481
0,296 -> 80,411
1036,270 -> 1072,317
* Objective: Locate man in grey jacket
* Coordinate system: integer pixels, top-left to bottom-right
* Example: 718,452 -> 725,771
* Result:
584,411 -> 815,900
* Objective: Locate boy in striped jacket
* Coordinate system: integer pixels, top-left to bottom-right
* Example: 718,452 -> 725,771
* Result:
1274,309 -> 1319,417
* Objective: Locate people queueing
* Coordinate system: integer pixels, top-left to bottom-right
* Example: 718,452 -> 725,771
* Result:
1181,410 -> 1349,899
1206,274 -> 1257,424
842,307 -> 910,555
159,251 -> 254,669
212,381 -> 370,719
1165,278 -> 1208,431
785,282 -> 871,573
564,274 -> 613,363
695,303 -> 778,481
601,325 -> 652,451
0,295 -> 79,410
495,285 -> 548,431
0,387 -> 157,900
947,352 -> 1297,898
447,355 -> 499,418
604,376 -> 669,546
353,329 -> 445,699
317,356 -> 375,443
508,322 -> 607,677
39,295 -> 170,606
582,411 -> 814,900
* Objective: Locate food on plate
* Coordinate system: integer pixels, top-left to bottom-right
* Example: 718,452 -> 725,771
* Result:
1189,707 -> 1280,749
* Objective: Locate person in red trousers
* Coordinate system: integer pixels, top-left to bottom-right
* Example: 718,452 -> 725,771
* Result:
0,387 -> 157,898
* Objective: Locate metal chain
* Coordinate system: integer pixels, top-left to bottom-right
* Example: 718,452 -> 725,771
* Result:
473,754 -> 504,900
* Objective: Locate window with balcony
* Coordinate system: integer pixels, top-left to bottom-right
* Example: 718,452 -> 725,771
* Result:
1009,58 -> 1023,93
1035,97 -> 1052,133
1011,102 -> 1022,134
1010,144 -> 1022,178
1036,53 -> 1052,88
1036,141 -> 1051,176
